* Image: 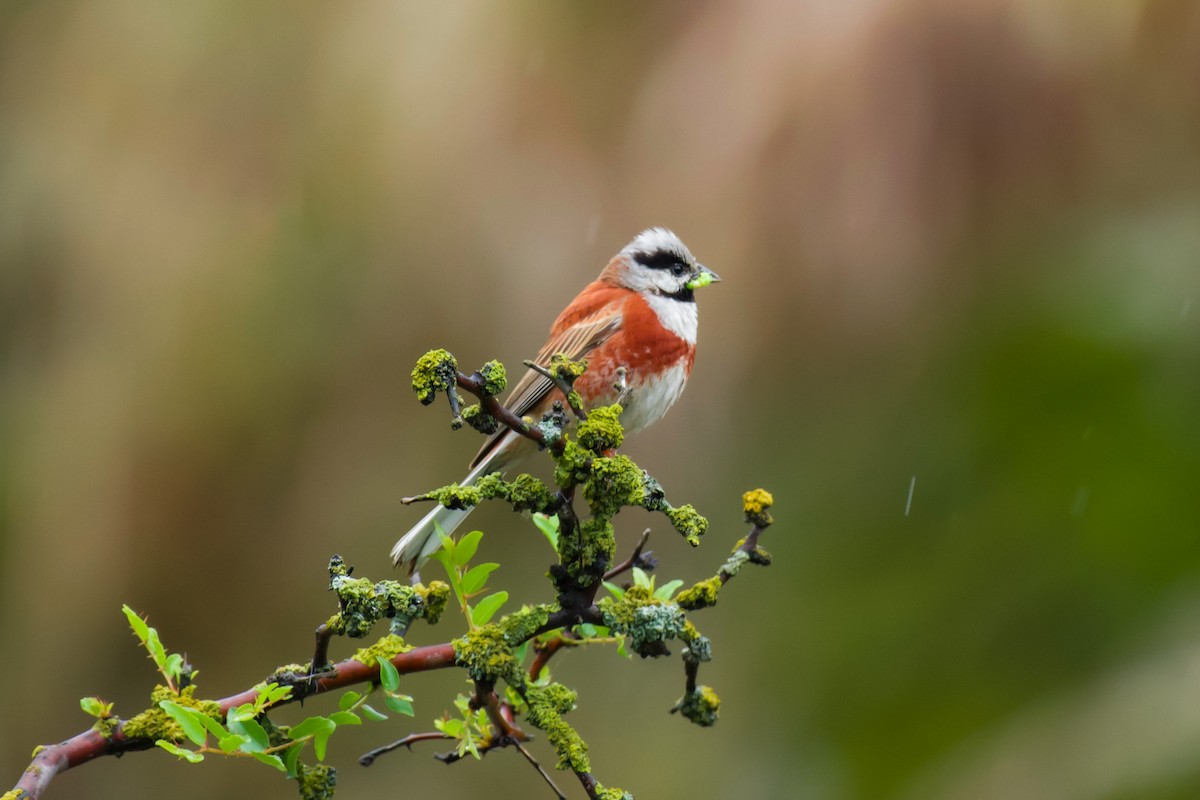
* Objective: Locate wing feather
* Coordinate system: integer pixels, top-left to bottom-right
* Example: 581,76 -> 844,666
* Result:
470,292 -> 624,469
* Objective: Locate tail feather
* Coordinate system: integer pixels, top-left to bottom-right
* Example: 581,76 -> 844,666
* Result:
391,461 -> 491,573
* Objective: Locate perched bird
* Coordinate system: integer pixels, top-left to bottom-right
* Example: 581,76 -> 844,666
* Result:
391,228 -> 719,572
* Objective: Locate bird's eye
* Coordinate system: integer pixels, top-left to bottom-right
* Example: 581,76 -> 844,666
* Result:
671,262 -> 686,276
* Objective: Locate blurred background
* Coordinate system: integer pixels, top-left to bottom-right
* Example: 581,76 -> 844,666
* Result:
2,1 -> 1199,798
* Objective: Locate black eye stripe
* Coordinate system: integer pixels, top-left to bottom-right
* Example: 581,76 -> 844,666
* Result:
635,250 -> 687,271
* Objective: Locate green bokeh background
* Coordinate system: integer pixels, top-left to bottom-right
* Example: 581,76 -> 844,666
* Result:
2,2 -> 1199,798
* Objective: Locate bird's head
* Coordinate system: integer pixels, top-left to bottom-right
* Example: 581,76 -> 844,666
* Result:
606,228 -> 720,302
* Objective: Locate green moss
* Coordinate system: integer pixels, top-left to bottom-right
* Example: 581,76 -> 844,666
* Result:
91,715 -> 120,738
416,581 -> 451,624
123,685 -> 221,742
594,785 -> 635,800
475,473 -> 556,514
742,488 -> 774,528
576,404 -> 624,454
557,517 -> 615,586
461,403 -> 500,434
549,353 -> 588,382
664,504 -> 708,546
674,685 -> 720,727
525,683 -> 589,773
411,349 -> 458,406
675,576 -> 722,610
453,605 -> 554,683
351,633 -> 412,666
553,439 -> 591,489
421,483 -> 482,510
295,761 -> 337,800
478,360 -> 507,396
598,586 -> 689,658
583,455 -> 644,518
454,626 -> 520,684
499,604 -> 554,643
566,390 -> 584,411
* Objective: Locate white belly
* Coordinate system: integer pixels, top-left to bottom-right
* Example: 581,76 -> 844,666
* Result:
619,362 -> 690,434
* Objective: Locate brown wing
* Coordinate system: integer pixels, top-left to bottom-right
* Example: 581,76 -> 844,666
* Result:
470,289 -> 624,469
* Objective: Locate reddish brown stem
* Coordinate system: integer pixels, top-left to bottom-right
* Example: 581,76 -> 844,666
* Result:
11,643 -> 456,799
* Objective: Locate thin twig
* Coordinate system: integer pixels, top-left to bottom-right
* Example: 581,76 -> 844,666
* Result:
603,529 -> 653,581
359,732 -> 451,766
514,740 -> 568,800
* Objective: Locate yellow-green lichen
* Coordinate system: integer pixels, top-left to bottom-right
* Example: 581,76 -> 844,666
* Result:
421,483 -> 482,510
91,715 -> 120,738
594,785 -> 634,800
549,353 -> 588,382
454,626 -> 520,684
2,789 -> 24,800
674,685 -> 720,727
461,403 -> 500,434
675,576 -> 722,611
123,685 -> 221,742
525,683 -> 589,773
478,360 -> 507,396
583,454 -> 644,518
411,349 -> 458,406
352,633 -> 412,666
453,605 -> 554,683
30,745 -> 47,758
415,581 -> 451,624
577,404 -> 624,454
475,472 -> 556,514
557,517 -> 615,586
499,603 -> 554,643
295,761 -> 337,800
553,438 -> 591,489
664,503 -> 708,546
742,488 -> 774,527
598,586 -> 688,658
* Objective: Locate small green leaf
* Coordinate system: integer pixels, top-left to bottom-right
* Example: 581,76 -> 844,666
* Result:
384,693 -> 414,716
454,530 -> 484,566
122,605 -> 151,645
460,562 -> 500,595
195,712 -> 229,741
338,691 -> 361,711
435,717 -> 463,736
218,734 -> 246,753
313,726 -> 333,761
632,567 -> 651,589
654,579 -> 684,601
601,581 -> 625,599
361,704 -> 388,722
146,629 -> 168,670
377,656 -> 400,692
470,591 -> 508,627
229,717 -> 269,752
532,513 -> 559,548
283,742 -> 303,777
164,653 -> 185,681
263,683 -> 292,705
159,700 -> 209,747
252,752 -> 287,772
287,716 -> 335,742
80,697 -> 109,718
329,711 -> 361,726
156,740 -> 204,762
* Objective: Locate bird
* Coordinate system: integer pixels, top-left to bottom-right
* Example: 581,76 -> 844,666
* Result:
391,228 -> 719,572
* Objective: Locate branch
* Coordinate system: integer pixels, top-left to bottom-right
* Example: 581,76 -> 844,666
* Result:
11,643 -> 456,799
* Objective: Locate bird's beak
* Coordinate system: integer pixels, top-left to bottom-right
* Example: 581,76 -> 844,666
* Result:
686,264 -> 721,290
